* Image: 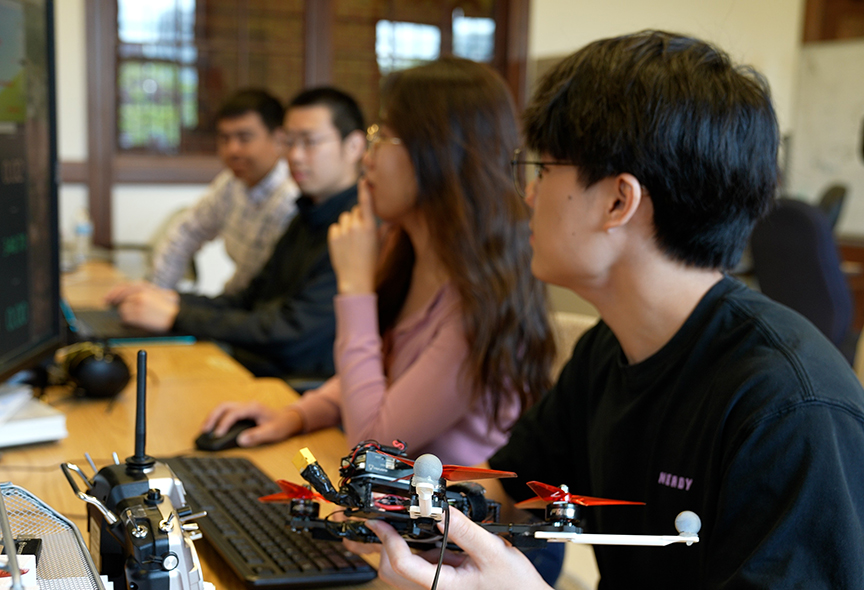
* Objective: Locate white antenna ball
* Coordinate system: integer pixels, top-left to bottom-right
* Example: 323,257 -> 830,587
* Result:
413,454 -> 443,482
675,511 -> 701,535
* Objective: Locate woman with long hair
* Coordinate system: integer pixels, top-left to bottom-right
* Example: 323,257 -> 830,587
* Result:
202,57 -> 554,465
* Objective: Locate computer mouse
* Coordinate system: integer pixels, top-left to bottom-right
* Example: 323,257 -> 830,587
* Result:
195,419 -> 257,452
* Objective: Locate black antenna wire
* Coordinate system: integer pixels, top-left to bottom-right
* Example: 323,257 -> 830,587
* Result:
430,506 -> 450,590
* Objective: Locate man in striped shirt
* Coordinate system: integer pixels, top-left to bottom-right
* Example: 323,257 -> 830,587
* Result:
148,88 -> 300,296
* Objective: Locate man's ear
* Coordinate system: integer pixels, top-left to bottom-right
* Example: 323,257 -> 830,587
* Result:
603,173 -> 644,231
343,129 -> 367,163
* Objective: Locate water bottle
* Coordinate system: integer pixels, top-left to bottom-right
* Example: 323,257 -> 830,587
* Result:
74,208 -> 93,264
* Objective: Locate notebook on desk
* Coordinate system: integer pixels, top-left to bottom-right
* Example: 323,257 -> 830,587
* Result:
61,300 -> 196,345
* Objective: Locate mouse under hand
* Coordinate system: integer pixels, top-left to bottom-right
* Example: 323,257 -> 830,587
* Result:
195,419 -> 257,452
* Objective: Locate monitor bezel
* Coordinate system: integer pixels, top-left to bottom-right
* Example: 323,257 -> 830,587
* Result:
0,0 -> 63,384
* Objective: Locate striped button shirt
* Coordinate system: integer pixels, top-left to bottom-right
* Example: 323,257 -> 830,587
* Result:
150,159 -> 300,295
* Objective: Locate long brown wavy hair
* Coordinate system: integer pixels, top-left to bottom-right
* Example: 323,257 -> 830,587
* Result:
375,57 -> 555,430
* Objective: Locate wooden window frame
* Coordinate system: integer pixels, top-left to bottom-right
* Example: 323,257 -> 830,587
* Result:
69,0 -> 529,246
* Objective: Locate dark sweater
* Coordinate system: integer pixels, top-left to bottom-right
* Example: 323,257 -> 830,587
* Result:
491,277 -> 864,589
174,185 -> 358,377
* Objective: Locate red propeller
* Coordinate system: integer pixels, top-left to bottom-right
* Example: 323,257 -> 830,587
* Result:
514,481 -> 645,510
259,480 -> 325,504
379,452 -> 517,482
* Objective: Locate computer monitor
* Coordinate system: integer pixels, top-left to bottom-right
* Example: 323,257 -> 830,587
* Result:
0,0 -> 62,383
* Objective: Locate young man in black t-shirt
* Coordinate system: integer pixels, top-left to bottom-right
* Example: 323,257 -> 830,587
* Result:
357,31 -> 864,589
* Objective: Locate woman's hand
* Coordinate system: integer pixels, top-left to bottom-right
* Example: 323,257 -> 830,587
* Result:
358,506 -> 553,590
328,179 -> 379,295
200,402 -> 304,447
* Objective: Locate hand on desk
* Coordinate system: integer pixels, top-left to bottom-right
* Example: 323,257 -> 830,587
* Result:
202,401 -> 304,447
104,280 -> 180,332
347,506 -> 551,590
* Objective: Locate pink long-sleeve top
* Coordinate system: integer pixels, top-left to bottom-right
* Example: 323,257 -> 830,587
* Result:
289,283 -> 520,466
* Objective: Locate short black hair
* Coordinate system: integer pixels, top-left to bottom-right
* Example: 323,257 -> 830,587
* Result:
216,88 -> 285,131
524,30 -> 780,270
288,86 -> 365,139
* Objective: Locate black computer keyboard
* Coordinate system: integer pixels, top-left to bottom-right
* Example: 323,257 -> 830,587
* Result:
165,455 -> 377,588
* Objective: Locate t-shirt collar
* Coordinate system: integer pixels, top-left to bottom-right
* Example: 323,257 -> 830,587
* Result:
617,275 -> 742,385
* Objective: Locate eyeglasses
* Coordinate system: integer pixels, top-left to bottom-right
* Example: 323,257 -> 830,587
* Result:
284,133 -> 340,152
510,148 -> 572,198
366,124 -> 402,154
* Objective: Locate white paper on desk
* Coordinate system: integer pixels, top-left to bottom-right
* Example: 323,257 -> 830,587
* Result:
0,384 -> 33,426
0,554 -> 38,590
0,398 -> 67,448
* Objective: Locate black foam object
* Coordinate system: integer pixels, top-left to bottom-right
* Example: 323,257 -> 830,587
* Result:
63,343 -> 131,398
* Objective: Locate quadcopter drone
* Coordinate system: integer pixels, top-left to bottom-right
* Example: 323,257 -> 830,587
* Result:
262,440 -> 701,550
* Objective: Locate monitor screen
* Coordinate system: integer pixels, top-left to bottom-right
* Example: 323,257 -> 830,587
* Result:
0,0 -> 61,382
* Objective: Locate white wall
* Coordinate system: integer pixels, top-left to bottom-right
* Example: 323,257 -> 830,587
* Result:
528,0 -> 806,135
55,0 -> 87,162
785,40 -> 864,234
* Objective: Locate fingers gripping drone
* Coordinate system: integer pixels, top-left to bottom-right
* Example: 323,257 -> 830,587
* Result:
268,441 -> 700,550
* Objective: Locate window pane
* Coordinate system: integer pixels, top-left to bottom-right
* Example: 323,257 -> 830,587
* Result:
115,0 -> 304,156
375,20 -> 441,75
118,0 -> 195,44
118,60 -> 183,152
452,13 -> 495,63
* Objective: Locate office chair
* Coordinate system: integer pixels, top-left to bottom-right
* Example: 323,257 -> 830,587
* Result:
750,198 -> 855,362
816,184 -> 847,231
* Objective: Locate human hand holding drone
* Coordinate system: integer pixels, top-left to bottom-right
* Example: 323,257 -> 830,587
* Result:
260,440 -> 701,551
366,505 -> 552,590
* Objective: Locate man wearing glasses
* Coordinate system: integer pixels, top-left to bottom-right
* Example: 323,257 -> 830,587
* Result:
362,31 -> 864,589
109,87 -> 366,380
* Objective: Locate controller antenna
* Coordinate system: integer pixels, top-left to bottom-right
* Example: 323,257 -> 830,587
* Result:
126,350 -> 155,472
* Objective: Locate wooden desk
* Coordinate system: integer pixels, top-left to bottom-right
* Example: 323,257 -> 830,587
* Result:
1,350 -> 384,587
62,259 -> 132,309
